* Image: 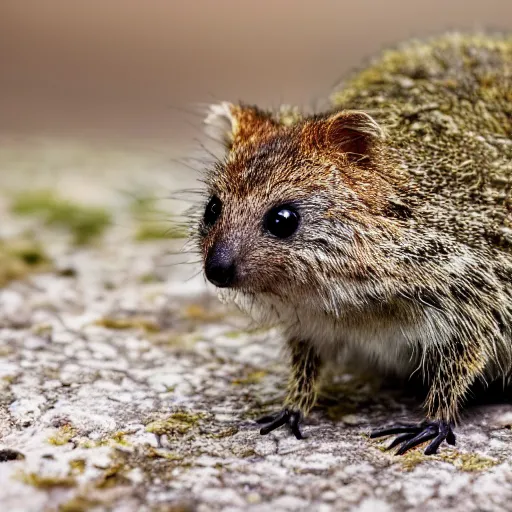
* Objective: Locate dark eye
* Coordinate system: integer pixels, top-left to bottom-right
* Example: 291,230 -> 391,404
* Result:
264,205 -> 300,239
203,195 -> 222,228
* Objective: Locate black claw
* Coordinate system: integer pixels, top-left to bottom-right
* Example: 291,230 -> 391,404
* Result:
255,412 -> 282,425
424,433 -> 445,455
288,411 -> 303,439
370,420 -> 456,455
386,432 -> 417,450
256,409 -> 304,438
395,427 -> 437,455
446,429 -> 457,445
369,424 -> 422,438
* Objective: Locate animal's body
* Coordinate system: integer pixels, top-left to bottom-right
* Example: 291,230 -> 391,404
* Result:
197,33 -> 512,454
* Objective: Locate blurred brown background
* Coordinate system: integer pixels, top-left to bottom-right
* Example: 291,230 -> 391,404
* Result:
1,0 -> 512,145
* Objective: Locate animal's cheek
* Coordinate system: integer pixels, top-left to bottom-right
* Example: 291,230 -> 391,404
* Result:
233,249 -> 296,292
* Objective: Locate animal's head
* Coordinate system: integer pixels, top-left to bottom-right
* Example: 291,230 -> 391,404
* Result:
197,102 -> 409,314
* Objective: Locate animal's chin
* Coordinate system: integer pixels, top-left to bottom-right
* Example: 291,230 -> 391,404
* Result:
215,286 -> 291,327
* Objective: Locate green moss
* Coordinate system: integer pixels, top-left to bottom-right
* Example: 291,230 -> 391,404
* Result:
208,426 -> 239,439
58,496 -> 101,512
372,441 -> 500,472
234,447 -> 257,458
438,450 -> 498,471
18,471 -> 76,489
75,431 -> 131,449
398,449 -> 429,471
128,193 -> 158,217
68,459 -> 86,475
94,316 -> 160,333
128,191 -> 188,242
47,424 -> 77,446
398,448 -> 499,472
275,104 -> 302,126
139,272 -> 160,284
76,439 -> 95,449
94,463 -> 131,489
0,238 -> 51,287
32,323 -> 53,337
182,304 -> 224,323
145,410 -> 204,444
223,330 -> 244,339
109,431 -> 130,446
135,222 -> 188,241
145,446 -> 184,461
11,190 -> 111,245
232,370 -> 267,386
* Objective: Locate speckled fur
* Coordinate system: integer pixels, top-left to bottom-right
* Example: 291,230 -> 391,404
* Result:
198,33 -> 512,425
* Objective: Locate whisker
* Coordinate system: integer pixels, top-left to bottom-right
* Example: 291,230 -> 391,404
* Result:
184,268 -> 204,282
156,260 -> 202,268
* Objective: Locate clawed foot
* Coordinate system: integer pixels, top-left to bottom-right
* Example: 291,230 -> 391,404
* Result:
370,420 -> 456,455
256,409 -> 303,439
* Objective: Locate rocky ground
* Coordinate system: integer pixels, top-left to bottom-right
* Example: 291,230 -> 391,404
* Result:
0,139 -> 511,512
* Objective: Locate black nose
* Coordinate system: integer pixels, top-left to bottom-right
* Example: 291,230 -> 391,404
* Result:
205,243 -> 236,288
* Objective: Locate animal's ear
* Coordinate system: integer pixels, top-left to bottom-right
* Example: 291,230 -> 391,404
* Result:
204,102 -> 277,150
323,110 -> 384,158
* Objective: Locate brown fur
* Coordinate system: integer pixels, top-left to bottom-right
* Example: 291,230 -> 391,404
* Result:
197,33 -> 512,437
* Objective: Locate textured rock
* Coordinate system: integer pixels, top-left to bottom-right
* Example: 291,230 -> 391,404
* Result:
0,140 -> 511,512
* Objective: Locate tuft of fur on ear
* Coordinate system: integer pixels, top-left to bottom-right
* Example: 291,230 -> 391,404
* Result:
204,102 -> 238,148
204,102 -> 277,150
324,110 -> 384,159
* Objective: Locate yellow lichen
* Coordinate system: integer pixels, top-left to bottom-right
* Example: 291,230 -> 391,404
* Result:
68,459 -> 86,475
108,431 -> 130,447
58,496 -> 101,512
372,442 -> 500,472
94,463 -> 131,489
31,323 -> 53,337
182,304 -> 224,322
399,449 -> 429,471
223,330 -> 244,339
145,411 -> 204,440
94,316 -> 160,333
438,450 -> 498,471
232,370 -> 267,386
144,446 -> 184,461
18,471 -> 76,489
47,424 -> 77,446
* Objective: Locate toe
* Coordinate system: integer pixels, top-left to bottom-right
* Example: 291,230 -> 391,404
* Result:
256,413 -> 280,424
289,412 -> 303,440
370,424 -> 423,438
386,432 -> 417,450
424,433 -> 446,455
259,410 -> 289,435
395,426 -> 438,455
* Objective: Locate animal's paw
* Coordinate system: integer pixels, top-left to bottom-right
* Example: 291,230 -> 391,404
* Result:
255,408 -> 304,439
370,420 -> 456,455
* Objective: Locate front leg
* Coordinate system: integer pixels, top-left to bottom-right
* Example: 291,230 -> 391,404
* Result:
371,333 -> 486,455
257,338 -> 322,439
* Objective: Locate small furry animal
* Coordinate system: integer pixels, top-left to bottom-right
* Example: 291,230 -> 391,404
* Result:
196,33 -> 512,455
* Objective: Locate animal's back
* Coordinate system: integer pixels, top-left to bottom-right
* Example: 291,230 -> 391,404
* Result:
332,32 -> 512,254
